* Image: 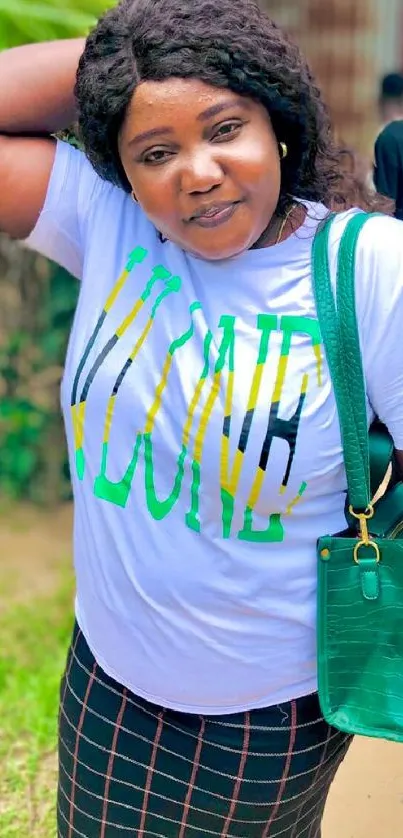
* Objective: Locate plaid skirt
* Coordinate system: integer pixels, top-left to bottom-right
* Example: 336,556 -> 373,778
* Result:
58,622 -> 352,838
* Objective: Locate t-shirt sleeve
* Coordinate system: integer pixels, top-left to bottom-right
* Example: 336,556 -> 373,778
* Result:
25,139 -> 103,280
356,215 -> 403,449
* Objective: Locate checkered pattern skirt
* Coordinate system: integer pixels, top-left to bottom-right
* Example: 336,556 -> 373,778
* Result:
58,623 -> 351,838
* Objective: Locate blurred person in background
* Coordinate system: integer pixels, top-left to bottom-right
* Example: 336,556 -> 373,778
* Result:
366,73 -> 403,199
374,120 -> 403,220
0,1 -> 403,836
374,77 -> 403,219
378,72 -> 403,130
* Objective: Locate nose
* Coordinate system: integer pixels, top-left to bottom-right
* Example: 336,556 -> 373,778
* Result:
180,148 -> 224,195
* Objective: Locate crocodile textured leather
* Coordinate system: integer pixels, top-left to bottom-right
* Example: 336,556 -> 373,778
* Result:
312,214 -> 403,742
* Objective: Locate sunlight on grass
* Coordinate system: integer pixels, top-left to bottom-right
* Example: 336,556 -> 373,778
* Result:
0,571 -> 74,837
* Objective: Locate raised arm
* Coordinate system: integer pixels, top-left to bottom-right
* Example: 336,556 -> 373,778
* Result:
0,39 -> 84,239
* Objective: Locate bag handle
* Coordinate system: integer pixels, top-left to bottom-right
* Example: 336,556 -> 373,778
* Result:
312,212 -> 372,514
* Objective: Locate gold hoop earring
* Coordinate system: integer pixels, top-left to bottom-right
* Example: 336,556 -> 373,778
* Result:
131,190 -> 138,203
279,142 -> 288,160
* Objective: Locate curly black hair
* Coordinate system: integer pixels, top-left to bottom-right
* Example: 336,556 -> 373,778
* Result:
75,0 -> 385,215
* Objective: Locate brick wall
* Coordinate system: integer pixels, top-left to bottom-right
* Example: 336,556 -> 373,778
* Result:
261,0 -> 403,158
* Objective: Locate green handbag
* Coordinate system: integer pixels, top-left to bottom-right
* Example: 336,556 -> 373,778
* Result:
312,211 -> 403,742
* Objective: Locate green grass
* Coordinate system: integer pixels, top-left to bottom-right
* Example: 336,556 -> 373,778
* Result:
0,573 -> 74,837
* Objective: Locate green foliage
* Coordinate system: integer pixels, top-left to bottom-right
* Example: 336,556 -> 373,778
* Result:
0,1 -> 110,502
0,241 -> 79,502
0,0 -> 109,48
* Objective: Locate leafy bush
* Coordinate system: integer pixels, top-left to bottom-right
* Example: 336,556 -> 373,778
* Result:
0,1 -> 107,48
0,2 -> 109,502
0,238 -> 78,501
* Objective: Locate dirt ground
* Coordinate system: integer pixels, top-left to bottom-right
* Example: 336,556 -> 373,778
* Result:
1,504 -> 402,837
324,737 -> 403,837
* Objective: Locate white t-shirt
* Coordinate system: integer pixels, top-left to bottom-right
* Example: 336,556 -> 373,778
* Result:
27,140 -> 403,713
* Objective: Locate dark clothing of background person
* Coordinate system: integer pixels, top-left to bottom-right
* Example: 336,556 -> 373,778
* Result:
374,119 -> 403,220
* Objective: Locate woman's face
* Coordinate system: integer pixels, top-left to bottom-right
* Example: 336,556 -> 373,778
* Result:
119,78 -> 281,260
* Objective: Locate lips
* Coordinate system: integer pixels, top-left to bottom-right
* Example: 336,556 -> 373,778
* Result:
187,200 -> 242,229
190,201 -> 238,221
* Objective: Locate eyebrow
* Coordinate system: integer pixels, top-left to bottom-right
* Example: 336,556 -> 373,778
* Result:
128,126 -> 174,147
197,99 -> 248,121
128,98 -> 247,147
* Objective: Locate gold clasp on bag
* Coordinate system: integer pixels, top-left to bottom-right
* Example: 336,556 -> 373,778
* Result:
353,539 -> 381,564
349,503 -> 374,544
349,504 -> 381,564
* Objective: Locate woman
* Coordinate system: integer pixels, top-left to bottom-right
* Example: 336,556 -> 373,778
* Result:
1,1 -> 402,835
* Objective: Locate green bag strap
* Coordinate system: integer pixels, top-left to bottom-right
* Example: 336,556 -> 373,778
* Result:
312,212 -> 372,513
335,212 -> 373,508
336,213 -> 395,506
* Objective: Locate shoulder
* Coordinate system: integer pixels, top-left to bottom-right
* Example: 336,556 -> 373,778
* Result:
328,210 -> 403,272
375,121 -> 403,169
344,213 -> 403,449
59,143 -> 156,239
25,139 -> 159,279
55,139 -> 128,216
355,213 -> 403,276
355,215 -> 403,317
26,137 -> 131,229
376,119 -> 403,146
325,211 -> 403,322
350,215 -> 403,342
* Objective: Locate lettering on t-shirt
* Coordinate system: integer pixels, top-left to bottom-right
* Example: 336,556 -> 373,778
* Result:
70,246 -> 323,542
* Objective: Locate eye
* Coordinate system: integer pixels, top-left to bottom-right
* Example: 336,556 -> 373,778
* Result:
213,120 -> 244,140
142,148 -> 175,165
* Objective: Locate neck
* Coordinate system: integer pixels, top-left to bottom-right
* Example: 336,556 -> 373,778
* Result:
250,202 -> 306,250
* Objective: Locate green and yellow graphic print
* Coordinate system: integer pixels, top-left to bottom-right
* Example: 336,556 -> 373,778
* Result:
70,246 -> 323,543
